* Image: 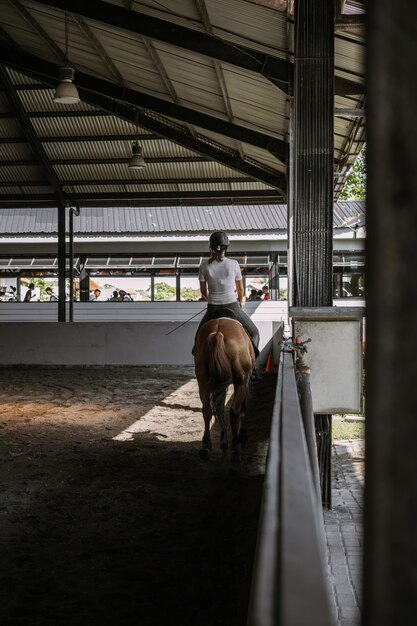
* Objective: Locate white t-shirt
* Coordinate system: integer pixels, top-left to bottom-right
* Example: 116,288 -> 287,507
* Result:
198,257 -> 242,304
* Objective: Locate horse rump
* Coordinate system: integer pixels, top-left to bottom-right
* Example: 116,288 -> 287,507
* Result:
207,330 -> 232,384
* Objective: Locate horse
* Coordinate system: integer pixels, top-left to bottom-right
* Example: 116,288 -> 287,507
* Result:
194,317 -> 255,461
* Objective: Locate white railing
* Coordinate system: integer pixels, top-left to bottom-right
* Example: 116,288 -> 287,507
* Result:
0,300 -> 290,323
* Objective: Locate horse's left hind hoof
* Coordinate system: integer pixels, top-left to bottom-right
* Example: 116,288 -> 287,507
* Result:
199,448 -> 210,462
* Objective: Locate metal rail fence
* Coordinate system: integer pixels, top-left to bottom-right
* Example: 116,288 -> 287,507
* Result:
248,349 -> 335,626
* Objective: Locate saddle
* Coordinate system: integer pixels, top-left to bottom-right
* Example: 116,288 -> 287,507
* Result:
205,308 -> 259,357
209,307 -> 240,322
194,307 -> 259,359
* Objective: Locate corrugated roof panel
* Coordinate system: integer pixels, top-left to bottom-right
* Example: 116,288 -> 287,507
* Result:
56,163 -> 132,181
65,184 -> 128,195
194,129 -> 243,154
32,115 -> 143,139
229,181 -> 271,190
334,200 -> 364,227
164,84 -> 227,118
175,182 -> 236,192
0,165 -> 45,183
20,186 -> 53,196
145,160 -> 244,180
155,43 -> 223,83
335,93 -> 364,110
0,186 -> 26,195
25,6 -> 113,78
158,208 -> 172,232
88,24 -> 171,95
0,118 -> 23,137
242,145 -> 286,172
108,0 -> 205,29
0,143 -> 34,160
0,92 -> 11,113
129,208 -> 141,233
224,66 -> 288,114
44,140 -> 131,161
125,184 -> 181,193
0,3 -> 59,62
17,88 -> 97,114
336,35 -> 365,77
6,69 -> 40,86
143,140 -> 202,159
0,1 -> 366,207
207,0 -> 287,51
0,202 -> 365,234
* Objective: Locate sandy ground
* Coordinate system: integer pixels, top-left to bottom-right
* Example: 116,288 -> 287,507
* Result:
0,366 -> 276,626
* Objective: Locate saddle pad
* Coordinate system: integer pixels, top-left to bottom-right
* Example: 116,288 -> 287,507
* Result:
216,317 -> 243,327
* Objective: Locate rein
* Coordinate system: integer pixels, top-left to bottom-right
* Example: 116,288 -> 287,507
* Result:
165,306 -> 207,335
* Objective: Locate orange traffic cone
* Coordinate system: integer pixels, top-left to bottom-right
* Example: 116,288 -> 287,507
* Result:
265,353 -> 274,374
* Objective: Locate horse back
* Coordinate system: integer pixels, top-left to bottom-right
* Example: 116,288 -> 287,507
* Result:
195,318 -> 254,382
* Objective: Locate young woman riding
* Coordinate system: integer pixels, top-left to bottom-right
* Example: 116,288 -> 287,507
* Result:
194,231 -> 260,357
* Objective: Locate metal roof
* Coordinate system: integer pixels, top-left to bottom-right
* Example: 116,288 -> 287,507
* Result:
0,0 -> 365,208
0,200 -> 365,235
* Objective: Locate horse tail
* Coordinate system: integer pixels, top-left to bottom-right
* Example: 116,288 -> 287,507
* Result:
207,330 -> 232,384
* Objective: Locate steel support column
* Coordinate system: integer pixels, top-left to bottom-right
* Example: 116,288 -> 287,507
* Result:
57,204 -> 66,322
290,0 -> 334,507
364,1 -> 417,623
69,206 -> 80,322
291,0 -> 334,307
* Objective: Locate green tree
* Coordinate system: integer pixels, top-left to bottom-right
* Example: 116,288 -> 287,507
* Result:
154,281 -> 176,301
340,145 -> 366,200
180,286 -> 199,301
21,276 -> 50,300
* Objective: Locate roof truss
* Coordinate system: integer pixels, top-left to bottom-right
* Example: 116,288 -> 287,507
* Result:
29,0 -> 290,91
0,44 -> 287,159
0,64 -> 63,204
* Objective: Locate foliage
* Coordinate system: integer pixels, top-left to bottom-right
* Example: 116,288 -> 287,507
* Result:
180,286 -> 199,301
339,145 -> 366,200
154,281 -> 176,301
21,276 -> 51,301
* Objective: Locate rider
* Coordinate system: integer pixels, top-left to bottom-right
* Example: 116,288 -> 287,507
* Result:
193,231 -> 260,358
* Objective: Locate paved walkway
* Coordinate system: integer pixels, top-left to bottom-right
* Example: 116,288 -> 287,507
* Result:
324,439 -> 364,626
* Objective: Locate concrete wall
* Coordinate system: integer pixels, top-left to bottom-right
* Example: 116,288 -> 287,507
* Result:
0,301 -> 286,366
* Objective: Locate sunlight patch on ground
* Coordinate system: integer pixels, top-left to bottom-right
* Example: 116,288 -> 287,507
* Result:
113,379 -> 202,443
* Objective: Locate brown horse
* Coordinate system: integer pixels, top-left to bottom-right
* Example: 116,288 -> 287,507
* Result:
194,317 -> 255,460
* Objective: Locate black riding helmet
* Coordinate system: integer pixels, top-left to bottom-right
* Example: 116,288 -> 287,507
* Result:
209,231 -> 229,251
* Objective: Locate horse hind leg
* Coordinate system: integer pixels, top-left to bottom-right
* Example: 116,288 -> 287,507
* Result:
230,382 -> 249,450
199,390 -> 213,462
210,383 -> 228,451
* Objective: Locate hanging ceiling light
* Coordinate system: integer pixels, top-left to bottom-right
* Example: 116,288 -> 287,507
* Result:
53,14 -> 80,104
128,140 -> 146,169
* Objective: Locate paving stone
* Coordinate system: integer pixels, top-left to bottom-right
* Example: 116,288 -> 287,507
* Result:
324,438 -> 364,626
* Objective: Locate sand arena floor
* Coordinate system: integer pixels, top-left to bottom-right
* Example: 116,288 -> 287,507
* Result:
0,365 -> 276,626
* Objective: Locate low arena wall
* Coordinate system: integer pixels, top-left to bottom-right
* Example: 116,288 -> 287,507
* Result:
0,302 -> 287,366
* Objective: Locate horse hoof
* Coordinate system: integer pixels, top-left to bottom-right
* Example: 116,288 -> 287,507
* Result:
199,448 -> 210,462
